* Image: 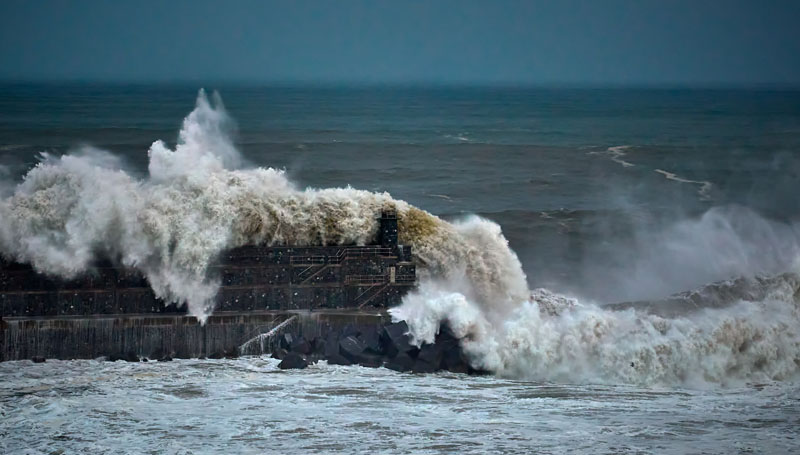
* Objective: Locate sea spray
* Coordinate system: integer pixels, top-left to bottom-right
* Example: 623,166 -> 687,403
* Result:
393,272 -> 800,386
389,193 -> 800,386
580,205 -> 800,303
2,90 -> 799,386
0,90 -> 521,323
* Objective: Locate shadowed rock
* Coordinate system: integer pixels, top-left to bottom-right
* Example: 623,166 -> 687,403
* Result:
441,343 -> 469,373
381,321 -> 414,358
107,351 -> 139,362
311,337 -> 325,356
326,353 -> 352,366
279,333 -> 294,351
417,343 -> 443,366
324,332 -> 340,357
356,353 -> 384,368
359,327 -> 383,355
340,324 -> 361,339
271,348 -> 289,360
278,352 -> 308,369
385,352 -> 415,372
412,359 -> 439,373
290,336 -> 312,355
339,335 -> 367,363
271,320 -> 478,375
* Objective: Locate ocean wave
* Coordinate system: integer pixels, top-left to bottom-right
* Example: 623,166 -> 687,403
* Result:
655,168 -> 714,201
588,145 -> 635,168
2,90 -> 798,386
391,203 -> 800,386
0,90 -> 526,321
589,145 -> 717,203
442,133 -> 472,143
393,273 -> 800,386
0,144 -> 29,152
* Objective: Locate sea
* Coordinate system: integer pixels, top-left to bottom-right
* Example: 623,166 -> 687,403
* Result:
0,83 -> 799,454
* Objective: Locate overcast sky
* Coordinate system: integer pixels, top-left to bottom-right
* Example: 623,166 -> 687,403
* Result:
1,0 -> 799,86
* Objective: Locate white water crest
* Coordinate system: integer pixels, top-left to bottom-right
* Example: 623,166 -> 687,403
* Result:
393,219 -> 800,386
392,186 -> 800,387
0,90 -> 523,322
395,277 -> 800,386
2,90 -> 799,387
389,163 -> 800,387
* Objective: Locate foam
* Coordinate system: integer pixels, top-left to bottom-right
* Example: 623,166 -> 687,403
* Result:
3,90 -> 798,386
395,275 -> 800,386
0,90 -> 521,322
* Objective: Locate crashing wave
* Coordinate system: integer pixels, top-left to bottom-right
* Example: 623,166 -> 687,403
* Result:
2,90 -> 798,386
393,272 -> 800,386
0,90 -> 524,321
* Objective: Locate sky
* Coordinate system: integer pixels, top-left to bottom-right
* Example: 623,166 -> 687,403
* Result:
1,0 -> 799,86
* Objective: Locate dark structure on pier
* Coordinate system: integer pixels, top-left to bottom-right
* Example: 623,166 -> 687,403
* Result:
0,211 -> 417,361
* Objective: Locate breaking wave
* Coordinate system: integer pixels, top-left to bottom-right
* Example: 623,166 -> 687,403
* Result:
393,204 -> 800,386
0,90 -> 524,321
1,90 -> 798,386
394,274 -> 800,386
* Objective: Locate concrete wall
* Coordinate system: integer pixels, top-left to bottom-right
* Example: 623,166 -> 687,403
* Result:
1,244 -> 415,317
0,310 -> 389,361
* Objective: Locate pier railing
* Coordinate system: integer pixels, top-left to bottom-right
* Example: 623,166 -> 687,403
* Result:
290,246 -> 393,265
345,275 -> 387,286
344,273 -> 416,286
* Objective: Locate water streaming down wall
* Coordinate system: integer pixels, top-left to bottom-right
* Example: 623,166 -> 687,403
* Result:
0,212 -> 413,361
0,311 -> 391,361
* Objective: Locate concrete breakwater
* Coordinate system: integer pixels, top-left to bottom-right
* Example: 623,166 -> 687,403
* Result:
0,310 -> 389,362
0,209 -> 422,363
1,310 -> 480,375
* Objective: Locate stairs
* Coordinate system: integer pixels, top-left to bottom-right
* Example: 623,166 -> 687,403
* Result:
356,283 -> 390,309
298,264 -> 334,285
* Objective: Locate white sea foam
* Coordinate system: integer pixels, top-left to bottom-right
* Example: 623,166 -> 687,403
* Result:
588,145 -> 636,167
590,145 -> 716,201
3,358 -> 797,454
655,168 -> 714,200
394,273 -> 800,386
2,91 -> 798,386
0,90 -> 522,322
393,205 -> 800,386
393,200 -> 800,386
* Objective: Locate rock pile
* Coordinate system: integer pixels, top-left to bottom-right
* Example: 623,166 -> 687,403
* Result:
29,320 -> 481,375
275,320 -> 486,374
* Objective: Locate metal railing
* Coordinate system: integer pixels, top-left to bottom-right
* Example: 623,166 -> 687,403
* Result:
345,274 -> 387,286
394,274 -> 416,284
342,247 -> 393,258
289,246 -> 393,265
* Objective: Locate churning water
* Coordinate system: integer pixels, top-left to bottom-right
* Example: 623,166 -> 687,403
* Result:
1,358 -> 799,454
1,84 -> 799,453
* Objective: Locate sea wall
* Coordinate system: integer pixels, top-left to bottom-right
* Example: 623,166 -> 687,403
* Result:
0,310 -> 389,361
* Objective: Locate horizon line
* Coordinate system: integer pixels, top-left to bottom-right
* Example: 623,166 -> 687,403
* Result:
1,77 -> 799,91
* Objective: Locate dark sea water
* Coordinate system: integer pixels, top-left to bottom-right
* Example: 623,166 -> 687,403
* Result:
1,84 -> 798,301
1,84 -> 799,454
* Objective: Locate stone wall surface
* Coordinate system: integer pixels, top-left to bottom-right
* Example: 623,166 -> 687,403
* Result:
0,310 -> 389,361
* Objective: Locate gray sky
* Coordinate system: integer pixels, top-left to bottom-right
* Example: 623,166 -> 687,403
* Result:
1,0 -> 799,86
